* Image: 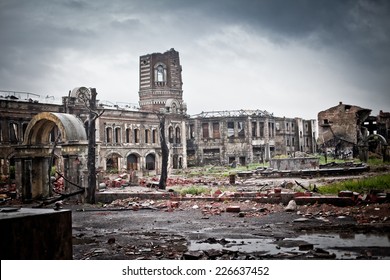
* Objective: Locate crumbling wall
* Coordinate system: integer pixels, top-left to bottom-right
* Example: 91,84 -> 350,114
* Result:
270,157 -> 319,171
318,102 -> 371,159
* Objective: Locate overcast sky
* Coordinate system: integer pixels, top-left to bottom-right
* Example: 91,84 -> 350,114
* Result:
0,0 -> 389,119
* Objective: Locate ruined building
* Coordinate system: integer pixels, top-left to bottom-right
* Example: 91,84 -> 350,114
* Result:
317,102 -> 390,161
1,48 -> 320,200
186,112 -> 317,167
63,48 -> 188,175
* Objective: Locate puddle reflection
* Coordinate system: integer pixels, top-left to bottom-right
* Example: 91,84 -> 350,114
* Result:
189,233 -> 390,259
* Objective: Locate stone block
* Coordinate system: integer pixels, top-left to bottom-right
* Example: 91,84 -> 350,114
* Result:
0,208 -> 72,259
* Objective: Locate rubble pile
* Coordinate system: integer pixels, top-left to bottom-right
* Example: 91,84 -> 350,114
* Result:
0,179 -> 16,203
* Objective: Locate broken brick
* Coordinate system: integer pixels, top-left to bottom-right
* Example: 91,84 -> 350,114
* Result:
226,206 -> 241,213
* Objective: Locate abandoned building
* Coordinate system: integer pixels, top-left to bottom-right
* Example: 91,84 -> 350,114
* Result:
186,111 -> 317,167
317,102 -> 390,161
0,48 -> 388,200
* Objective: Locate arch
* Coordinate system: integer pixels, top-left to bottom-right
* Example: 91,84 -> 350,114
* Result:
145,153 -> 156,170
360,133 -> 390,162
106,152 -> 122,171
23,112 -> 87,145
70,87 -> 91,103
154,62 -> 167,83
365,134 -> 388,145
127,153 -> 140,170
165,98 -> 180,114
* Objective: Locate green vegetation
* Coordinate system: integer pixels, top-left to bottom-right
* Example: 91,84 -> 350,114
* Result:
9,166 -> 15,179
50,166 -> 57,176
318,173 -> 390,195
178,186 -> 211,196
366,157 -> 387,166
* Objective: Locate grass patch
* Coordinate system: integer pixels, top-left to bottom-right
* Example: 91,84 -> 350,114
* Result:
318,173 -> 390,195
178,186 -> 210,196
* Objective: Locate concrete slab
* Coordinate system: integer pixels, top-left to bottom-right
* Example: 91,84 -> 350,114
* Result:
0,207 -> 72,259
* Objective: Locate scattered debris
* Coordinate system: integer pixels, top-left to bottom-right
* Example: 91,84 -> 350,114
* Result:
285,200 -> 297,212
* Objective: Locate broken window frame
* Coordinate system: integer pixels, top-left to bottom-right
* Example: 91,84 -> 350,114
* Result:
227,121 -> 234,138
212,122 -> 220,139
9,122 -> 19,143
237,121 -> 245,138
251,121 -> 257,137
189,124 -> 195,139
202,122 -> 209,139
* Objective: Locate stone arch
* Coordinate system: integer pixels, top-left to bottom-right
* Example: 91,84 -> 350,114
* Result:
154,62 -> 167,83
105,152 -> 123,171
15,112 -> 88,200
173,154 -> 183,169
126,152 -> 141,171
165,98 -> 180,114
23,112 -> 87,145
360,134 -> 389,162
145,153 -> 156,170
365,134 -> 388,145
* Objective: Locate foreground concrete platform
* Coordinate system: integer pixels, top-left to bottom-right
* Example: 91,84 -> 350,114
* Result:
0,208 -> 72,259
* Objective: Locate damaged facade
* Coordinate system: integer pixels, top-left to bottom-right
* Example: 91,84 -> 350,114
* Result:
186,111 -> 317,167
1,48 -> 388,200
317,102 -> 390,161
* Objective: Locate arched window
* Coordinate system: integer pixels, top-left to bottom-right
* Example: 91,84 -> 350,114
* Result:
168,126 -> 174,143
152,129 -> 157,144
175,127 -> 181,144
127,154 -> 139,170
145,129 -> 150,144
134,128 -> 139,143
106,127 -> 112,143
154,63 -> 166,84
9,122 -> 19,143
114,127 -> 121,143
145,154 -> 155,170
157,65 -> 164,82
125,128 -> 131,143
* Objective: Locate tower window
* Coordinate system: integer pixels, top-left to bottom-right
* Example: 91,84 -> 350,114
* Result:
155,64 -> 166,83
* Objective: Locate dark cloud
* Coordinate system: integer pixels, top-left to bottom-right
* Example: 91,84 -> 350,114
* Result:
0,0 -> 389,118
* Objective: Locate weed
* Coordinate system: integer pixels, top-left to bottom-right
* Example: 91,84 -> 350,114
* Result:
179,186 -> 210,196
318,174 -> 390,194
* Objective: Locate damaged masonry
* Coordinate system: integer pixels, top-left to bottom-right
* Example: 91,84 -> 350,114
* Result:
1,48 -> 390,260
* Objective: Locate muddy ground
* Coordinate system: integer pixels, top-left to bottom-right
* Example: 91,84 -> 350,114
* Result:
69,171 -> 390,260
3,168 -> 390,260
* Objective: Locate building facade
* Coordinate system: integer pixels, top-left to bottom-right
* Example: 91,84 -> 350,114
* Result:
0,48 -> 323,199
317,102 -> 390,161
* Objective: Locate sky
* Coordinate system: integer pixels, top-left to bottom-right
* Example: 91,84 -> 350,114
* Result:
0,0 -> 389,120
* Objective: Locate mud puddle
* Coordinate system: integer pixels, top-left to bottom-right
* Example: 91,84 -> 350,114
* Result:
189,233 -> 390,259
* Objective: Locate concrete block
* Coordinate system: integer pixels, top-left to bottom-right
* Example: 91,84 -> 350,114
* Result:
0,208 -> 72,259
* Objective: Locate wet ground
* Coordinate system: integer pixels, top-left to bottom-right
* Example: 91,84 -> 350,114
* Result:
70,200 -> 390,260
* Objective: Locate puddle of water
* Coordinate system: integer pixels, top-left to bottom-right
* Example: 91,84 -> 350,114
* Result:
188,233 -> 390,259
